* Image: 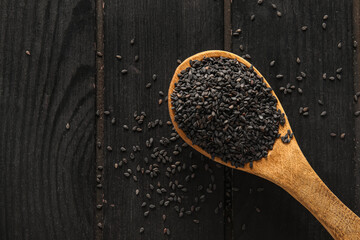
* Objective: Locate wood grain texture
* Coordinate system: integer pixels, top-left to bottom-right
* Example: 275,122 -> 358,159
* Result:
231,0 -> 358,239
95,0 -> 105,239
103,0 -> 224,239
0,0 -> 96,239
353,0 -> 360,217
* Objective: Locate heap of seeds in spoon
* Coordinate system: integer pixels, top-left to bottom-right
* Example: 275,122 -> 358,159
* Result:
171,57 -> 285,167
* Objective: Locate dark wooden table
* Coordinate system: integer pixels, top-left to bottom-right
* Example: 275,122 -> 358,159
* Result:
1,0 -> 359,239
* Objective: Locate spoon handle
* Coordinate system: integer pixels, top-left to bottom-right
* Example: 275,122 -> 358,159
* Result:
276,154 -> 360,239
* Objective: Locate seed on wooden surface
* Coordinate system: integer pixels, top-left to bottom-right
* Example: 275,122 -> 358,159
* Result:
96,184 -> 102,188
146,193 -> 151,199
300,71 -> 306,78
242,224 -> 246,231
336,68 -> 342,73
337,42 -> 342,49
104,110 -> 110,116
354,41 -> 358,48
193,219 -> 200,224
97,166 -> 103,171
159,99 -> 163,105
136,189 -> 139,195
301,26 -> 308,31
130,38 -> 135,45
250,14 -> 255,21
336,74 -> 341,80
320,111 -> 327,117
121,69 -> 128,74
114,163 -> 118,168
96,204 -> 103,209
318,100 -> 324,105
323,15 -> 328,20
322,73 -> 327,80
329,76 -> 335,81
115,55 -> 122,60
297,88 -> 303,94
239,45 -> 244,51
270,60 -> 275,67
144,211 -> 149,217
303,112 -> 309,116
257,0 -> 263,5
330,133 -> 337,137
133,175 -> 138,181
149,204 -> 156,209
354,94 -> 359,102
354,111 -> 360,117
141,202 -> 147,207
134,55 -> 139,62
123,125 -> 129,130
340,133 -> 345,139
96,51 -> 103,57
276,74 -> 284,79
296,76 -> 303,81
276,11 -> 282,17
322,22 -> 327,29
124,172 -> 130,177
177,59 -> 182,64
271,3 -> 277,9
106,146 -> 112,152
139,227 -> 144,233
152,74 -> 157,81
111,117 -> 116,124
65,123 -> 70,130
97,223 -> 103,229
146,83 -> 152,88
165,228 -> 170,235
162,214 -> 166,221
25,50 -> 31,55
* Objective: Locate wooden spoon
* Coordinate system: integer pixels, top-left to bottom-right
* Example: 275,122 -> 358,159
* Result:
168,50 -> 360,239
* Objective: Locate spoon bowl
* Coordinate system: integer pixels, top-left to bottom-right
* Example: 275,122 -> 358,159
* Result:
168,50 -> 360,239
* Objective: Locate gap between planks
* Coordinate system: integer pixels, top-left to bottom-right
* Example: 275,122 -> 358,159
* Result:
353,0 -> 360,215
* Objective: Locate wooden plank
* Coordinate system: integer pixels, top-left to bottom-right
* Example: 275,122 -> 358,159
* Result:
103,0 -> 225,239
95,0 -> 105,238
231,0 -> 358,239
0,0 -> 96,239
353,0 -> 360,215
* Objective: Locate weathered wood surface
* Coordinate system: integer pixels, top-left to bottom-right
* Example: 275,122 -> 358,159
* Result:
102,0 -> 225,239
0,0 -> 359,239
0,0 -> 96,239
231,0 -> 359,239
